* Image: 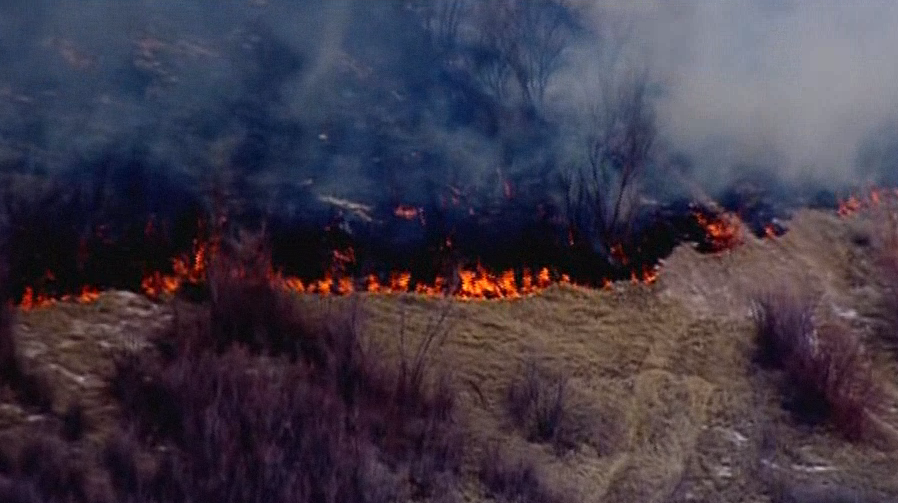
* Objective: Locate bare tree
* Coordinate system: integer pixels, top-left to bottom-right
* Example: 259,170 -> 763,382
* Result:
507,0 -> 576,108
414,0 -> 468,55
468,0 -> 577,110
563,68 -> 658,262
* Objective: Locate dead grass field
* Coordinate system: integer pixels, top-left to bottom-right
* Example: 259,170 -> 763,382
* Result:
4,208 -> 898,502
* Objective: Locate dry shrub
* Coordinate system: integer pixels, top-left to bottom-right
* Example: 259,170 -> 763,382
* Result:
0,437 -> 92,503
752,290 -> 885,440
0,262 -> 53,413
60,402 -> 86,442
813,323 -> 884,440
102,432 -> 141,499
506,359 -> 573,450
205,227 -> 312,359
478,443 -> 572,503
109,235 -> 464,502
872,202 -> 898,280
751,288 -> 817,369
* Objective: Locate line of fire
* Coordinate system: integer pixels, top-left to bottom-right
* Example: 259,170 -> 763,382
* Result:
7,172 -> 849,311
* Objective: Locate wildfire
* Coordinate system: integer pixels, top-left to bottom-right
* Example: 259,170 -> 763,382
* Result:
631,265 -> 659,285
19,285 -> 100,312
837,187 -> 898,217
267,265 -> 575,300
693,210 -> 743,252
19,215 -> 667,311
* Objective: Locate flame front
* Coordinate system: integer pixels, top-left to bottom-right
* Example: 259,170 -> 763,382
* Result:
19,216 -> 666,310
19,285 -> 100,312
266,265 -> 580,301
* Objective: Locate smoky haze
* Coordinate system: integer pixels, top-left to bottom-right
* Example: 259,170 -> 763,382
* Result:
605,0 -> 898,189
3,1 -> 897,202
3,0 -> 896,300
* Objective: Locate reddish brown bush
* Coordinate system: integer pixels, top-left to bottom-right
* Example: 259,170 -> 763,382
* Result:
752,291 -> 884,440
813,323 -> 884,440
0,262 -> 54,413
478,443 -> 572,503
505,359 -> 572,449
751,289 -> 817,369
873,206 -> 898,305
109,243 -> 464,502
60,402 -> 86,442
0,437 -> 91,503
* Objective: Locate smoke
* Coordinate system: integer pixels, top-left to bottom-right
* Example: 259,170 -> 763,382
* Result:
3,0 -> 898,214
591,0 -> 898,189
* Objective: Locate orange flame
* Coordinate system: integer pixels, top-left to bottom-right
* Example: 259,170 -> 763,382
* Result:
694,211 -> 743,252
837,187 -> 898,217
19,283 -> 101,312
20,214 -> 666,310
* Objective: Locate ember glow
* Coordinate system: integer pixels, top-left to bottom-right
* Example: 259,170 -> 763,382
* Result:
394,204 -> 424,224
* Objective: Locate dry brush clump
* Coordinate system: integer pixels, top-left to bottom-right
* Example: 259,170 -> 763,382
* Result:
105,227 -> 464,502
870,203 -> 898,351
0,436 -> 94,503
478,443 -> 573,503
0,258 -> 54,413
0,224 -> 465,502
505,359 -> 577,451
752,289 -> 885,440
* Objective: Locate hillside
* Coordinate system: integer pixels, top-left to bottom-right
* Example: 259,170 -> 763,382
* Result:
4,208 -> 898,502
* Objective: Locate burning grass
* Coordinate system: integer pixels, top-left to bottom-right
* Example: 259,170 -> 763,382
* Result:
692,208 -> 743,253
751,288 -> 886,440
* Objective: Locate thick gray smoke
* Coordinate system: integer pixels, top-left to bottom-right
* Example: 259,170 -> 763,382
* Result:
590,0 -> 898,189
3,0 -> 898,212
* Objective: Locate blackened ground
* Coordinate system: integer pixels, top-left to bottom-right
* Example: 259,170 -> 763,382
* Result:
1,168 -> 808,303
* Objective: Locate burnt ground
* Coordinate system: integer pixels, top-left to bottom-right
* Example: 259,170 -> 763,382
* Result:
3,207 -> 898,502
